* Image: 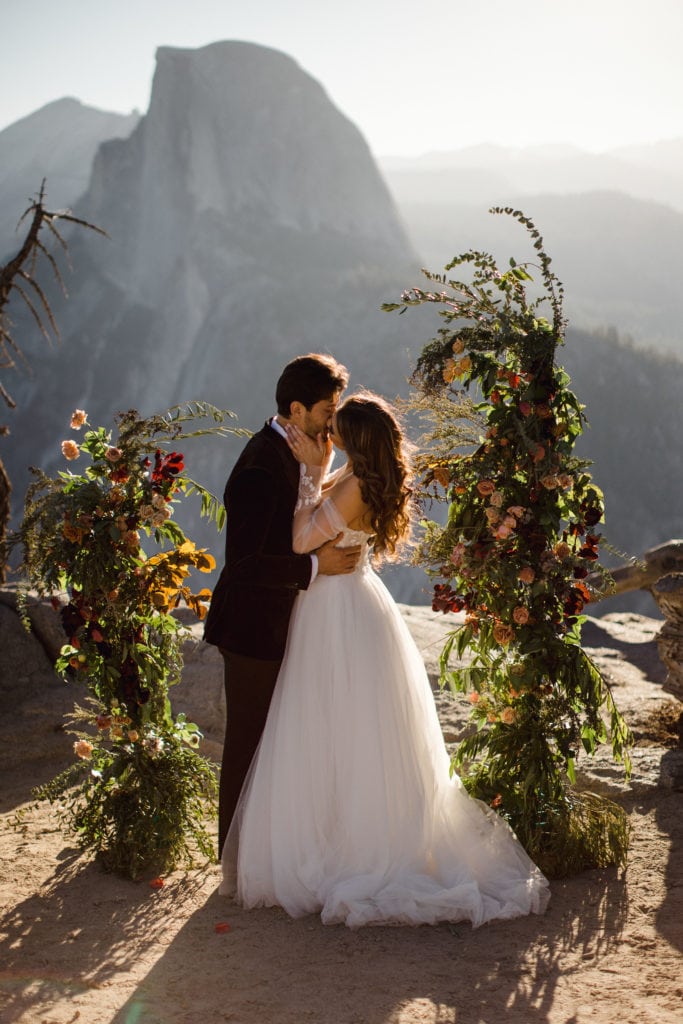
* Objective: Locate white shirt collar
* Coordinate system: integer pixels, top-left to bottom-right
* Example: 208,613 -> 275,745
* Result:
270,416 -> 288,441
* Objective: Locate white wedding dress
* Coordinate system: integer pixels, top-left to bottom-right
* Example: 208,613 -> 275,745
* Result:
220,465 -> 550,928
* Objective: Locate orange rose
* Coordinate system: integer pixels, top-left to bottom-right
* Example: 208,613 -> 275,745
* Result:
432,466 -> 451,488
443,358 -> 456,384
541,474 -> 559,490
452,339 -> 465,354
518,567 -> 535,584
73,739 -> 93,759
513,606 -> 529,625
554,541 -> 571,560
493,623 -> 515,645
500,707 -> 517,725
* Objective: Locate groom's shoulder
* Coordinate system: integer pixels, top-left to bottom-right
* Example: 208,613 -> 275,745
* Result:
230,423 -> 284,476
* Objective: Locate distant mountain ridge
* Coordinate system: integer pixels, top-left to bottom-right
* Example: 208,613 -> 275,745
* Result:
0,98 -> 139,258
380,139 -> 683,212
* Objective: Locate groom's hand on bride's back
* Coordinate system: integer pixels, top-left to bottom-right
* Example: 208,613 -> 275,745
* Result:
316,533 -> 361,575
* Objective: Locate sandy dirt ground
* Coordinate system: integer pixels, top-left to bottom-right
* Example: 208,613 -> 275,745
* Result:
1,607 -> 683,1024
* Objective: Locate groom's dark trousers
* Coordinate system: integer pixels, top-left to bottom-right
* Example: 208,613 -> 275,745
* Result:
204,422 -> 313,855
217,650 -> 281,853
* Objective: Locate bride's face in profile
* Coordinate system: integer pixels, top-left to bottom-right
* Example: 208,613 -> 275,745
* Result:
329,413 -> 345,451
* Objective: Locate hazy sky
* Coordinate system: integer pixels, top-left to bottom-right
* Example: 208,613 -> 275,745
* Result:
2,0 -> 682,157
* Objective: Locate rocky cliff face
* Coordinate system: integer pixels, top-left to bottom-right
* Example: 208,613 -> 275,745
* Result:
4,41 -> 418,572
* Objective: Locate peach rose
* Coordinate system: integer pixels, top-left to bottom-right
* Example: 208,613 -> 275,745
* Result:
151,493 -> 168,509
558,474 -> 573,489
554,541 -> 571,560
485,507 -> 501,525
61,440 -> 80,461
493,524 -> 513,540
450,543 -> 466,567
105,446 -> 123,463
541,474 -> 559,490
500,706 -> 517,725
452,338 -> 465,354
468,691 -> 480,704
507,505 -> 525,519
443,358 -> 456,384
489,490 -> 504,508
513,606 -> 529,625
70,409 -> 87,429
493,623 -> 515,645
151,508 -> 172,527
518,567 -> 535,584
127,730 -> 139,743
73,739 -> 93,759
122,530 -> 140,550
476,479 -> 496,497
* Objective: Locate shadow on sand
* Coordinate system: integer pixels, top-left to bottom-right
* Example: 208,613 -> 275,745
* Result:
100,870 -> 628,1024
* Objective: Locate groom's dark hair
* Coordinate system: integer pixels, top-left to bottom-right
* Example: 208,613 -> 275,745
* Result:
276,353 -> 349,416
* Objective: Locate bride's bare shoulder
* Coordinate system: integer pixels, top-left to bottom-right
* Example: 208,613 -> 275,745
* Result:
329,471 -> 366,523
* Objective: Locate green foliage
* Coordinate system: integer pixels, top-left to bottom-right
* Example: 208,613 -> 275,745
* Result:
385,208 -> 632,878
15,404 -> 242,877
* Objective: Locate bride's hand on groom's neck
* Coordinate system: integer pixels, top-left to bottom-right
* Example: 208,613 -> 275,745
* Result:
285,424 -> 330,467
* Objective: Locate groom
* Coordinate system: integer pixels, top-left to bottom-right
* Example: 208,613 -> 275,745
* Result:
204,353 -> 360,854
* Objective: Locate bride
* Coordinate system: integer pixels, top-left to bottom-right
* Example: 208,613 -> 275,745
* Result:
220,390 -> 550,927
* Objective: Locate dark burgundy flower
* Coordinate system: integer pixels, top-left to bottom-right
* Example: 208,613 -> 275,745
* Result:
61,603 -> 84,636
432,583 -> 465,614
578,534 -> 600,561
152,449 -> 185,484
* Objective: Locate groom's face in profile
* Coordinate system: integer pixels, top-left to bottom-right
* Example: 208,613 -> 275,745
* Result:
295,392 -> 341,441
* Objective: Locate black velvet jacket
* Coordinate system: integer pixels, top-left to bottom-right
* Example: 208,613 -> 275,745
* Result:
203,422 -> 313,660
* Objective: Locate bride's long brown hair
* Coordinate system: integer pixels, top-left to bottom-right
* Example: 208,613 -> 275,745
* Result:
335,390 -> 413,559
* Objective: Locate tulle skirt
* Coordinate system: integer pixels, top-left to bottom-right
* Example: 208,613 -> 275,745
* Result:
220,561 -> 549,927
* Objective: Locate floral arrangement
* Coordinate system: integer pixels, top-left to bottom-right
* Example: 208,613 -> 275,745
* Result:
385,209 -> 632,877
17,403 -> 243,878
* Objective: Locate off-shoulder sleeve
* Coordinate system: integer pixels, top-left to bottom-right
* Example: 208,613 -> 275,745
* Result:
293,463 -> 347,553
